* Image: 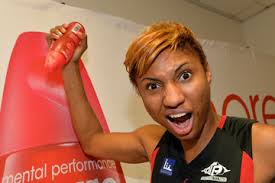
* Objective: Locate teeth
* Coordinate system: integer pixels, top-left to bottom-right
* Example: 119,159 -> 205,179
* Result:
169,113 -> 186,118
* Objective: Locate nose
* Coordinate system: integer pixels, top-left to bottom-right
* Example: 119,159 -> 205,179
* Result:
163,82 -> 185,108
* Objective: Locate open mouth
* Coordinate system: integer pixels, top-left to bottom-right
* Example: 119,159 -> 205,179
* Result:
167,113 -> 192,124
166,112 -> 193,132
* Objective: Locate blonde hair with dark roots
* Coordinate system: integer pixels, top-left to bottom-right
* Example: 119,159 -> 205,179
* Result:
124,21 -> 207,87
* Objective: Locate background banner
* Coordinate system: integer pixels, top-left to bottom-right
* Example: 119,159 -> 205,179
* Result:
0,31 -> 126,182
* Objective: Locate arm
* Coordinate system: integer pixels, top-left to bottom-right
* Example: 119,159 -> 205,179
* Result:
49,24 -> 165,163
62,61 -> 153,163
252,123 -> 275,182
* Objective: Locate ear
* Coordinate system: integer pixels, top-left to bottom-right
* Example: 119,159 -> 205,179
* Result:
205,62 -> 212,84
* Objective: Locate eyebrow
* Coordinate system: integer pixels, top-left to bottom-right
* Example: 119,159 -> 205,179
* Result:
141,77 -> 160,82
175,63 -> 188,74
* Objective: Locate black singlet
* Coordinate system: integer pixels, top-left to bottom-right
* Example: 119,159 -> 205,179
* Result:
150,116 -> 255,183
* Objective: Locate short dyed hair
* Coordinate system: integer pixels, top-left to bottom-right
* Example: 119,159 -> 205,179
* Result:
124,21 -> 207,87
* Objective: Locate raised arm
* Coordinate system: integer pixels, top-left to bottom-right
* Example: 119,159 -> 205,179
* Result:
48,24 -> 165,163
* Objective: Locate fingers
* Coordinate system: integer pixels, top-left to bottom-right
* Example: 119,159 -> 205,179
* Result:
78,33 -> 88,48
63,23 -> 69,28
49,24 -> 67,40
76,36 -> 88,54
76,31 -> 86,39
48,23 -> 88,64
71,35 -> 88,62
81,35 -> 88,50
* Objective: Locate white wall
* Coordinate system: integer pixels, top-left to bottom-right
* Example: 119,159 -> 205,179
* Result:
242,5 -> 275,57
53,0 -> 275,57
52,0 -> 243,44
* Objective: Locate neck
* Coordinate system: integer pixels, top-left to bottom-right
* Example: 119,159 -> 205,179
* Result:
181,109 -> 220,163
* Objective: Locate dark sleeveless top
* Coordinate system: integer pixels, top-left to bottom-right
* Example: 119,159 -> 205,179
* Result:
150,116 -> 255,183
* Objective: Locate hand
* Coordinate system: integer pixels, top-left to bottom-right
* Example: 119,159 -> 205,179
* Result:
49,23 -> 88,64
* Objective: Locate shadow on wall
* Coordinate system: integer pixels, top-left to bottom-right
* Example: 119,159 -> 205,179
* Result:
123,89 -> 154,181
121,162 -> 151,181
127,90 -> 155,127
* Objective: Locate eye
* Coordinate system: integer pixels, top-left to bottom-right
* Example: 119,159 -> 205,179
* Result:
146,82 -> 160,90
179,71 -> 192,81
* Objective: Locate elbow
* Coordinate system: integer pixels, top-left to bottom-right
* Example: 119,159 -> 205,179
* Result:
78,134 -> 100,157
80,142 -> 96,156
78,137 -> 93,156
82,146 -> 93,156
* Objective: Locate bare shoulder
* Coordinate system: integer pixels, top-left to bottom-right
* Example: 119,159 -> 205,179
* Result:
136,124 -> 166,136
135,124 -> 166,160
252,122 -> 275,156
252,122 -> 275,182
252,122 -> 275,146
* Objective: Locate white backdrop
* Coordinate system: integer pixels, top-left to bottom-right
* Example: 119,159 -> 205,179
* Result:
0,0 -> 275,182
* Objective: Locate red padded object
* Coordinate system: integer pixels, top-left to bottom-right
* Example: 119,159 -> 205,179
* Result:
0,32 -> 125,182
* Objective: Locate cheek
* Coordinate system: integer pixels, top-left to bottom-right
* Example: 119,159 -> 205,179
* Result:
142,95 -> 162,119
194,84 -> 211,111
186,79 -> 210,107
